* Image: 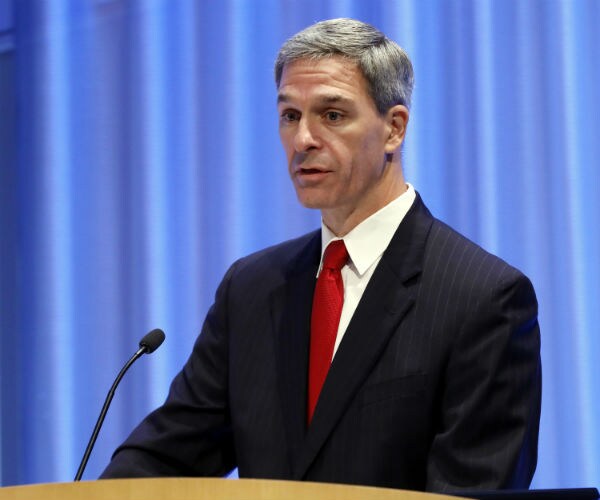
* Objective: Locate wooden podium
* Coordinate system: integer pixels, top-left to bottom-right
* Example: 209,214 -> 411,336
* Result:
0,478 -> 468,500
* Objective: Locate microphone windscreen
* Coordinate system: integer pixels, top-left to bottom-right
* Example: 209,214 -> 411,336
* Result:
139,328 -> 166,354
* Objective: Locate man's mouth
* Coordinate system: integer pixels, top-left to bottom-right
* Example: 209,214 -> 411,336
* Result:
300,168 -> 326,175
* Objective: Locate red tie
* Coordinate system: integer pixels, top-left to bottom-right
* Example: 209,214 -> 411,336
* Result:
308,239 -> 349,424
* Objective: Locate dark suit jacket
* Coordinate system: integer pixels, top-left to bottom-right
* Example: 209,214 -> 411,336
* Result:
101,195 -> 541,493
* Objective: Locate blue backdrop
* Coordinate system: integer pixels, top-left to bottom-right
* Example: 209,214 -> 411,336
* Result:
1,0 -> 599,489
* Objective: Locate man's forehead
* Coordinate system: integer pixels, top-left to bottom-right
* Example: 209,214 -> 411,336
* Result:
277,57 -> 367,104
279,56 -> 360,80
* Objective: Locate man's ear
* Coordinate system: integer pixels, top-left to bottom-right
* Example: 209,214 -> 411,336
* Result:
384,105 -> 409,154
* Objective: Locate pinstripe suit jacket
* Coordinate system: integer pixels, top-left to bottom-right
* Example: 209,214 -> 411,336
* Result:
101,194 -> 541,493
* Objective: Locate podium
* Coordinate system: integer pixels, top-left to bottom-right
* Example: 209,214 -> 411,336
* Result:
0,478 -> 467,500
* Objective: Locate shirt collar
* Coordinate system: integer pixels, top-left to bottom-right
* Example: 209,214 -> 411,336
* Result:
319,183 -> 417,276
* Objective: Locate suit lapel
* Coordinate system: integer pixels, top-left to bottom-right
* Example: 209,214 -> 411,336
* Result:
292,194 -> 434,479
272,231 -> 321,472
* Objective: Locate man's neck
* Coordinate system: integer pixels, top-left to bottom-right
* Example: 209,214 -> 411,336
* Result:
322,179 -> 408,237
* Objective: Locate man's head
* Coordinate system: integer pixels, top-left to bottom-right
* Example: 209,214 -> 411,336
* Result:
275,18 -> 414,114
275,19 -> 413,236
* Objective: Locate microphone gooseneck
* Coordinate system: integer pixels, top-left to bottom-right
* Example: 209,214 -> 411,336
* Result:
74,328 -> 166,481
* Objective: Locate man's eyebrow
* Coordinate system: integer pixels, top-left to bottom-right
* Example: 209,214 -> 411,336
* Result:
276,93 -> 352,105
319,94 -> 350,104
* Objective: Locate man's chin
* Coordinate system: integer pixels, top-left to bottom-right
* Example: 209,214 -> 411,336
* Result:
296,195 -> 329,210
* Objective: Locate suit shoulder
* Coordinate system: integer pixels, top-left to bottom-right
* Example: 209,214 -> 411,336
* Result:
227,230 -> 320,282
425,218 -> 530,290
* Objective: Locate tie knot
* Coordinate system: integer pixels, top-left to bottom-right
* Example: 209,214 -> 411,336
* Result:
322,240 -> 348,271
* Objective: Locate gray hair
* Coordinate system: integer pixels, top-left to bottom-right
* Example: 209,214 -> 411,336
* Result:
274,18 -> 414,113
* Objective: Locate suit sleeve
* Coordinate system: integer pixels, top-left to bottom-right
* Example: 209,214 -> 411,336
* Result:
100,263 -> 239,478
426,269 -> 542,492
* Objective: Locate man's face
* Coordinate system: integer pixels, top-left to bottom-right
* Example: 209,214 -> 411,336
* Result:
277,56 -> 406,229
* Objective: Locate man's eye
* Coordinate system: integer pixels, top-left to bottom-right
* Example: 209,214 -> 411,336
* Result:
325,111 -> 342,122
281,111 -> 300,122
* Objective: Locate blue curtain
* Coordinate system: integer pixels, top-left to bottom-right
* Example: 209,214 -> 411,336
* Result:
1,0 -> 599,488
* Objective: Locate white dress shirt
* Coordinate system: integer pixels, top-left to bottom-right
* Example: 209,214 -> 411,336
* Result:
318,183 -> 417,358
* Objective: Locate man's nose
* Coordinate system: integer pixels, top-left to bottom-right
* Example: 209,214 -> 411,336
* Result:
293,118 -> 320,152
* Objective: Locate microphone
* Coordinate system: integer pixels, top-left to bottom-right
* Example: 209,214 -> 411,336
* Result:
74,328 -> 166,481
139,328 -> 166,354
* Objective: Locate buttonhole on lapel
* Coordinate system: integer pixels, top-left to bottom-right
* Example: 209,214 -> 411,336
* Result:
384,297 -> 414,316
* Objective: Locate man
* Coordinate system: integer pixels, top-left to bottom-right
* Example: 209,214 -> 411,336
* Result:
101,18 -> 541,493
